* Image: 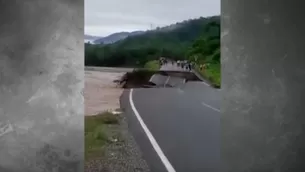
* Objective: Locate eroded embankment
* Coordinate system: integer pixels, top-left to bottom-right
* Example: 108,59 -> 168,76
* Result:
119,69 -> 201,88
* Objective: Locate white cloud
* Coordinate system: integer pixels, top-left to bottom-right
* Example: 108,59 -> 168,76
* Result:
85,0 -> 220,36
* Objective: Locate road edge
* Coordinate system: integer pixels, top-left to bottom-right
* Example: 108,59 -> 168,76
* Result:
119,89 -> 169,172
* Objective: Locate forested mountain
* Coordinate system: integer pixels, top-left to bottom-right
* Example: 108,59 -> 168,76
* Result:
85,15 -> 220,68
93,31 -> 144,44
85,34 -> 102,40
84,34 -> 102,44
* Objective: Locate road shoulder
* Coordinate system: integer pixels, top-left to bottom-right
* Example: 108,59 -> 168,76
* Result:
85,69 -> 151,172
85,111 -> 151,172
120,89 -> 169,172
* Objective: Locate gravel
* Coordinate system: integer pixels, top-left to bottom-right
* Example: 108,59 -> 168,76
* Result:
85,110 -> 151,172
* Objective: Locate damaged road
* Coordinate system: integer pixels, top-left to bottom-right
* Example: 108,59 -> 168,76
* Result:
120,63 -> 221,172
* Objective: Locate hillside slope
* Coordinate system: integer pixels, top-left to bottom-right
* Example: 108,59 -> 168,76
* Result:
94,31 -> 144,44
116,16 -> 219,49
85,15 -> 220,67
84,35 -> 102,44
85,34 -> 102,40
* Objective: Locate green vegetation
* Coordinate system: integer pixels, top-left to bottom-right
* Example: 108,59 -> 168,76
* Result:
196,63 -> 220,87
85,111 -> 119,160
144,60 -> 160,70
187,21 -> 220,87
85,15 -> 220,86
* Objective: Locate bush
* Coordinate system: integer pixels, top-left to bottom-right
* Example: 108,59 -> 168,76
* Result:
144,60 -> 160,70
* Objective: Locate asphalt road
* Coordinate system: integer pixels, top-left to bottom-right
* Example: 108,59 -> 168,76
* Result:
160,62 -> 211,86
121,63 -> 220,172
160,62 -> 190,72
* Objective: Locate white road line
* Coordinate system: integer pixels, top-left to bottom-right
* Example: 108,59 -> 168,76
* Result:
150,74 -> 156,82
129,89 -> 176,172
177,88 -> 184,94
201,82 -> 210,86
164,76 -> 170,87
201,101 -> 220,112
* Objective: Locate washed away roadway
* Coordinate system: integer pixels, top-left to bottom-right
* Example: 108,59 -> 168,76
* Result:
121,63 -> 220,172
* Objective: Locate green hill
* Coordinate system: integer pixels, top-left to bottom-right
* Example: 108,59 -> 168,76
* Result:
85,15 -> 220,68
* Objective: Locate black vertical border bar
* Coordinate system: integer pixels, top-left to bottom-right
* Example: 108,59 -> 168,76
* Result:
222,0 -> 305,171
0,0 -> 84,171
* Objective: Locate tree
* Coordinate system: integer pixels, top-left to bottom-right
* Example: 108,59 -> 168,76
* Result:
84,16 -> 220,68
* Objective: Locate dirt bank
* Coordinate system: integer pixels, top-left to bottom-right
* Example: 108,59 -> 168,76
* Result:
84,70 -> 125,116
84,69 -> 150,172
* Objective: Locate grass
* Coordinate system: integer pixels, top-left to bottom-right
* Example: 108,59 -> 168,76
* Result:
144,60 -> 161,70
85,111 -> 119,161
195,63 -> 221,88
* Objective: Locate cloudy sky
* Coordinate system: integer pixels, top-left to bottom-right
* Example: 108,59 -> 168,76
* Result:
85,0 -> 220,37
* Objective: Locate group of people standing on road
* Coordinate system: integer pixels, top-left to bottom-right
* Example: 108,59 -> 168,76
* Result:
159,57 -> 202,72
176,60 -> 193,71
159,57 -> 194,71
159,57 -> 168,66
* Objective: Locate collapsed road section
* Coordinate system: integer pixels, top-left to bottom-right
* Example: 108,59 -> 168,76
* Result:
120,69 -> 201,89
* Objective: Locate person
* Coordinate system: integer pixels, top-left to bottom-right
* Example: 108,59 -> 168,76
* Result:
199,64 -> 203,71
188,63 -> 192,71
159,58 -> 163,66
